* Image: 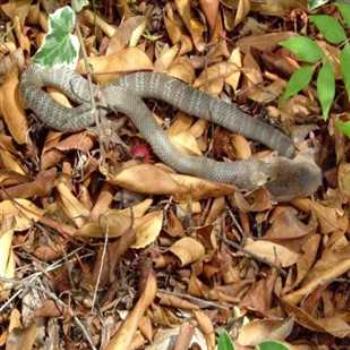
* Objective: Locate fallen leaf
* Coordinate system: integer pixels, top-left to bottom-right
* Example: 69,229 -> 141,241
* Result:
56,178 -> 90,227
0,198 -> 43,231
174,0 -> 206,52
282,301 -> 350,338
237,32 -> 296,53
82,9 -> 116,37
265,207 -> 316,240
103,163 -> 235,200
0,68 -> 29,144
237,318 -> 294,346
199,0 -> 219,31
283,244 -> 350,305
105,270 -> 157,350
193,310 -> 215,350
234,0 -> 251,27
0,217 -> 15,301
244,238 -> 300,268
77,47 -> 153,83
131,210 -> 164,249
225,47 -> 242,92
169,237 -> 205,266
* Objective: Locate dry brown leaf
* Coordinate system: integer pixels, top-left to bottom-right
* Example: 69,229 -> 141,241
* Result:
0,149 -> 26,175
174,0 -> 206,52
77,47 -> 153,84
338,162 -> 350,198
283,244 -> 350,305
167,56 -> 196,83
237,318 -> 294,346
105,271 -> 157,350
282,301 -> 350,338
230,134 -> 251,160
0,217 -> 15,301
199,0 -> 219,32
169,237 -> 205,266
244,238 -> 300,268
78,199 -> 152,238
27,5 -> 48,32
242,50 -> 263,91
0,168 -> 57,199
107,16 -> 146,54
289,234 -> 321,292
250,0 -> 307,16
0,68 -> 29,144
82,9 -> 117,37
0,198 -> 43,231
131,210 -> 163,249
1,0 -> 31,26
237,32 -> 295,53
103,163 -> 235,200
154,45 -> 180,72
193,310 -> 215,350
194,62 -> 238,95
225,47 -> 242,92
157,291 -> 199,310
265,207 -> 316,240
56,178 -> 90,228
164,4 -> 193,55
169,131 -> 202,156
234,0 -> 251,27
5,321 -> 40,350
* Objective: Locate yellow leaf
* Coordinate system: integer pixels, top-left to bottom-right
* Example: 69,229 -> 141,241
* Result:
132,210 -> 164,249
169,237 -> 205,266
0,69 -> 29,144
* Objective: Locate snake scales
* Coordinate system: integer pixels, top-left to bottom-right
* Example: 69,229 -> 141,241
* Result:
19,65 -> 322,201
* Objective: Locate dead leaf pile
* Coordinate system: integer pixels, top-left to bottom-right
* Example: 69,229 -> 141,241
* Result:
0,1 -> 349,349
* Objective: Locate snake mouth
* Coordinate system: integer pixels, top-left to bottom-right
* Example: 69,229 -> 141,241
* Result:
265,158 -> 322,202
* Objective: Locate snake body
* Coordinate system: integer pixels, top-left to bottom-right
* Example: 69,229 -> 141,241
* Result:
19,66 -> 322,201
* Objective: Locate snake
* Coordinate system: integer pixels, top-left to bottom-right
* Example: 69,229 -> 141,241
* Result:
19,65 -> 322,201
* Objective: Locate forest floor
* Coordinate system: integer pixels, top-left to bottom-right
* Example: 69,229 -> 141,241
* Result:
0,0 -> 349,349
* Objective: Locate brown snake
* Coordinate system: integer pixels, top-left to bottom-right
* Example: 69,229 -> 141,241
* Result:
19,65 -> 322,201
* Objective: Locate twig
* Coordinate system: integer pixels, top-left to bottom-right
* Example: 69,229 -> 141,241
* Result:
35,285 -> 97,350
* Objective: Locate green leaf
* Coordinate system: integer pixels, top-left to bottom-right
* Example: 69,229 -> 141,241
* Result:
336,2 -> 350,28
33,6 -> 79,68
336,120 -> 350,137
310,15 -> 347,44
317,61 -> 335,120
280,36 -> 323,63
340,44 -> 350,100
217,330 -> 235,350
257,340 -> 289,350
308,0 -> 330,10
281,65 -> 314,101
72,0 -> 89,12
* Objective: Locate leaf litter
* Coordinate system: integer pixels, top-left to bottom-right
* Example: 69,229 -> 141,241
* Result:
0,0 -> 349,349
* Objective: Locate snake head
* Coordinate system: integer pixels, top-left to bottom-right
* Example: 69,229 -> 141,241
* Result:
266,156 -> 322,202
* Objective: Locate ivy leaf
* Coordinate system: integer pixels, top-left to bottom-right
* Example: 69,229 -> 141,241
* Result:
72,0 -> 89,12
317,61 -> 335,120
217,330 -> 235,350
308,0 -> 330,10
336,1 -> 350,28
33,6 -> 79,68
340,44 -> 350,100
281,65 -> 314,101
280,36 -> 323,63
336,120 -> 350,138
257,340 -> 289,350
310,15 -> 346,44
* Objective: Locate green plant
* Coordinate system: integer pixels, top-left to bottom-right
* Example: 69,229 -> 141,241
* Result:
216,331 -> 291,350
279,1 -> 350,135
